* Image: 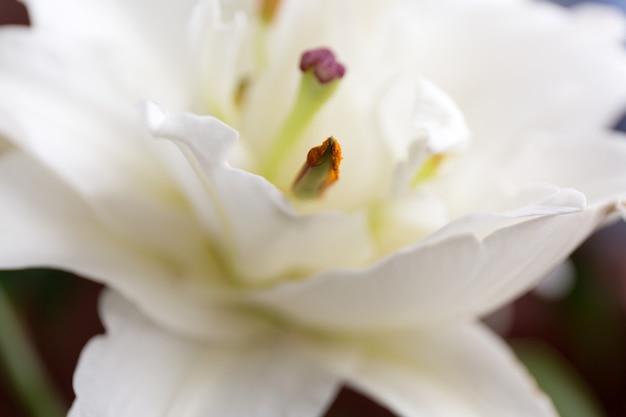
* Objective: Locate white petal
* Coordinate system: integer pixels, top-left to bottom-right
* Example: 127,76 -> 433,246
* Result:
0,150 -> 268,342
22,0 -> 125,40
346,322 -> 556,417
509,131 -> 626,205
252,188 -> 606,331
0,150 -> 163,283
189,0 -> 258,123
144,101 -> 375,284
70,290 -> 341,417
23,0 -> 196,78
377,75 -> 471,195
0,29 -> 206,262
379,75 -> 470,160
371,193 -> 449,255
401,0 -> 626,144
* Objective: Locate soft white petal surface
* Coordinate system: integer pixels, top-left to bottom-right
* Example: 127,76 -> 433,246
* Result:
403,1 -> 626,144
0,28 -> 203,261
346,322 -> 556,417
69,290 -> 341,417
509,131 -> 626,205
378,75 -> 470,159
0,150 -> 269,342
23,0 -> 196,99
252,189 -> 608,331
188,0 -> 259,122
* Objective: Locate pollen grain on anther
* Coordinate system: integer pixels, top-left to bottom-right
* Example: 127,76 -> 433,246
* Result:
292,137 -> 342,199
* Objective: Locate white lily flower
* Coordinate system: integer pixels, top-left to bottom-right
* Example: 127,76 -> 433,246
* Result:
1,0 -> 626,416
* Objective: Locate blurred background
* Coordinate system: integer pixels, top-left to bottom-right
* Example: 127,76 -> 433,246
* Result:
1,0 -> 626,416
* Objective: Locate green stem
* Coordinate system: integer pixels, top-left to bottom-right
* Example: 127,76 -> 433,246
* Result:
0,284 -> 66,417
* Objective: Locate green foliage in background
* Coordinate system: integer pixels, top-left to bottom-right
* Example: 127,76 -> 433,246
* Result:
515,342 -> 606,417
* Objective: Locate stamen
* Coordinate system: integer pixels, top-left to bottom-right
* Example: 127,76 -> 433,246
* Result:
234,77 -> 250,108
411,154 -> 444,187
262,47 -> 346,180
260,0 -> 282,23
292,137 -> 342,199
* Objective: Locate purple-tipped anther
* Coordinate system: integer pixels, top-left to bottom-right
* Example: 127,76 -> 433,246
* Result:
299,48 -> 346,84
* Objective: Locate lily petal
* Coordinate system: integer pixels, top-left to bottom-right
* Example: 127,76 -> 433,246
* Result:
346,322 -> 556,417
0,150 -> 269,342
23,0 -> 197,76
378,75 -> 470,196
379,75 -> 470,160
189,0 -> 258,123
404,1 -> 626,144
70,290 -> 341,417
252,188 -> 606,331
143,101 -> 375,284
0,28 -> 203,258
509,131 -> 626,205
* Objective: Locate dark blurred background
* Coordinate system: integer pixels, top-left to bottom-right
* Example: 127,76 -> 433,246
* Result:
1,0 -> 626,416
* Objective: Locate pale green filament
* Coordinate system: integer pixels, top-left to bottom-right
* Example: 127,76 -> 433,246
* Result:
292,160 -> 333,199
256,0 -> 281,68
262,71 -> 340,181
254,24 -> 270,72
